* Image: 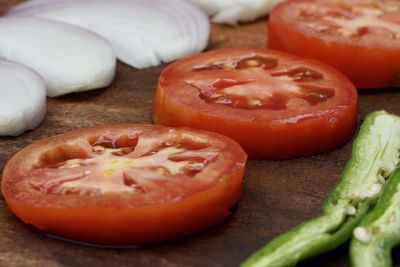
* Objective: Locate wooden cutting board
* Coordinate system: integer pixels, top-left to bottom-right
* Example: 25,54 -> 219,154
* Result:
1,1 -> 400,266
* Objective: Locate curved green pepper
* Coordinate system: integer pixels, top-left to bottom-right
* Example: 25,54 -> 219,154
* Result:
241,111 -> 400,267
350,165 -> 400,267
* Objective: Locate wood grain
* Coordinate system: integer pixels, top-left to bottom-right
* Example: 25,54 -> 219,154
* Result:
1,1 -> 400,267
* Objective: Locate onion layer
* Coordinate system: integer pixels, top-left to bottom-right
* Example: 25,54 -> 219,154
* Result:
0,17 -> 116,97
188,0 -> 283,25
0,60 -> 46,136
8,0 -> 210,69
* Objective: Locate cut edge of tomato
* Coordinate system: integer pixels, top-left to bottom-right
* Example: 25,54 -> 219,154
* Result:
2,124 -> 247,206
157,47 -> 357,123
269,6 -> 400,89
272,0 -> 400,50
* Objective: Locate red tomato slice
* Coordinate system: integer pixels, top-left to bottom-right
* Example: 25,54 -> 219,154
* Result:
268,0 -> 400,88
153,48 -> 357,159
1,125 -> 247,244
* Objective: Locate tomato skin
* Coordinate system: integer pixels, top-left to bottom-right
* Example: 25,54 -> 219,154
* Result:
154,88 -> 357,159
1,125 -> 246,244
268,0 -> 400,89
153,48 -> 358,159
3,173 -> 241,244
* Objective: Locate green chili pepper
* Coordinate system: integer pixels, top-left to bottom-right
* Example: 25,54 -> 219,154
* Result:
241,111 -> 400,267
350,165 -> 400,267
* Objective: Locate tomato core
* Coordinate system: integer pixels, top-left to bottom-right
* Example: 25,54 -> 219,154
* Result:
186,55 -> 335,111
28,131 -> 221,200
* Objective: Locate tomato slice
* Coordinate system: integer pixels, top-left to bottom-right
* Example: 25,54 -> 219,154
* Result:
1,125 -> 247,244
268,0 -> 400,88
153,48 -> 357,159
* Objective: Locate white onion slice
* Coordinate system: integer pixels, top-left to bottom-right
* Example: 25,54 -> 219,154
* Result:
0,60 -> 46,136
0,17 -> 116,97
187,0 -> 283,25
8,0 -> 210,69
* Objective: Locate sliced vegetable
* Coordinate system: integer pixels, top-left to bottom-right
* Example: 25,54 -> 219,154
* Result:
268,0 -> 400,88
241,111 -> 400,267
153,48 -> 357,159
188,0 -> 282,25
0,59 -> 46,136
8,0 -> 210,69
0,17 -> 116,97
1,124 -> 247,244
351,166 -> 400,267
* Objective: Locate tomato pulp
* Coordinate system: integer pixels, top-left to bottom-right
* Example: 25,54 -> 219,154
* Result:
153,48 -> 357,159
1,125 -> 247,244
269,0 -> 400,88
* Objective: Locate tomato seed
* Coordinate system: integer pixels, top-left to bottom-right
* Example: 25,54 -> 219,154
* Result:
102,169 -> 115,176
236,56 -> 278,70
93,145 -> 105,153
248,98 -> 262,106
64,163 -> 81,169
210,93 -> 224,99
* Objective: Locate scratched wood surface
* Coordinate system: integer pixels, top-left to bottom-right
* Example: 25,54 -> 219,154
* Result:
1,1 -> 400,267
